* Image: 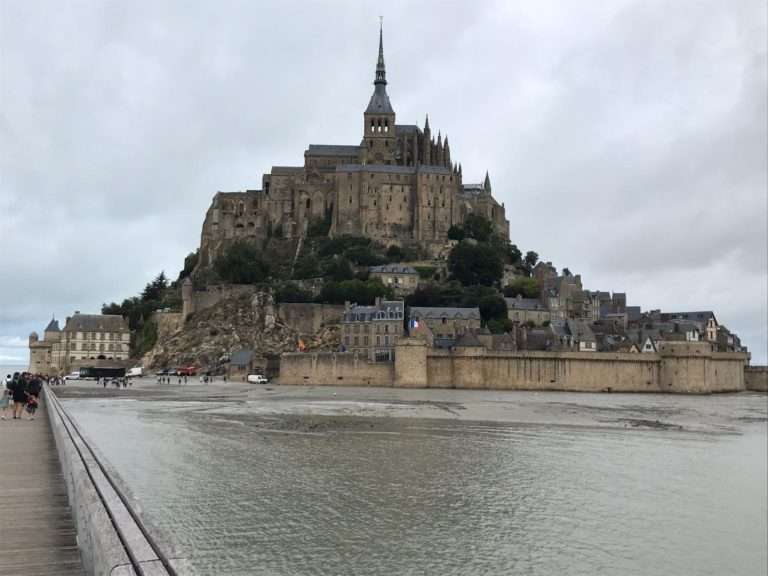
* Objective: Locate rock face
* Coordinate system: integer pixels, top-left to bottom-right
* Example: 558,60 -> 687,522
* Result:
142,291 -> 340,370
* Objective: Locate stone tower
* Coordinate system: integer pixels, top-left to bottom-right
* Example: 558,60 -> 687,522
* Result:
362,23 -> 396,165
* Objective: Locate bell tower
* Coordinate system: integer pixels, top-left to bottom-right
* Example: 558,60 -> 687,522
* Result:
362,21 -> 396,165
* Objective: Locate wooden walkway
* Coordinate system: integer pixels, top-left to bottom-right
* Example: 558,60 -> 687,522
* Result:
0,400 -> 85,576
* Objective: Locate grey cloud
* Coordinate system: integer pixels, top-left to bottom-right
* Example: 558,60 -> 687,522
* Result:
1,0 -> 765,364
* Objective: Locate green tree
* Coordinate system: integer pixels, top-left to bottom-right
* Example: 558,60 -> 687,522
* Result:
385,244 -> 404,262
503,277 -> 541,299
478,294 -> 508,323
142,272 -> 168,302
178,250 -> 199,282
322,257 -> 355,282
447,225 -> 465,241
463,213 -> 493,242
293,254 -> 321,279
275,283 -> 314,303
318,279 -> 391,305
214,240 -> 270,284
448,242 -> 503,286
523,251 -> 539,272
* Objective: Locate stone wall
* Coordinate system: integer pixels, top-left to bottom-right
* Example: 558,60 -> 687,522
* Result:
152,311 -> 182,341
183,284 -> 259,321
279,352 -> 394,387
279,339 -> 748,394
745,366 -> 768,392
277,303 -> 345,336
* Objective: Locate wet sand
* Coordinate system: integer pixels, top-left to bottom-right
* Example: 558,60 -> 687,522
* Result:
52,377 -> 767,435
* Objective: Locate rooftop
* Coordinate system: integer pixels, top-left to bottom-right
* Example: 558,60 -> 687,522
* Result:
63,314 -> 128,333
370,265 -> 418,275
410,307 -> 481,320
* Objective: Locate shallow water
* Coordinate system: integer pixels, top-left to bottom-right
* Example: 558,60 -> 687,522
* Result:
64,394 -> 767,576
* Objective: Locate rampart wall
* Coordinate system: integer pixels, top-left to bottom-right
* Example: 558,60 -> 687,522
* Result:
277,303 -> 345,335
745,366 -> 768,392
280,352 -> 394,387
279,339 -> 748,394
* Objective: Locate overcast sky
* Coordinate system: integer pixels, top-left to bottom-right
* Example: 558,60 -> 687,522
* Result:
1,0 -> 766,365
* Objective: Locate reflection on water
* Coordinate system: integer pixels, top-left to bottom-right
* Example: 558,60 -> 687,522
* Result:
64,398 -> 767,576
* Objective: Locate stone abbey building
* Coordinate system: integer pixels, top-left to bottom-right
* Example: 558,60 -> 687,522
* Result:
198,27 -> 509,266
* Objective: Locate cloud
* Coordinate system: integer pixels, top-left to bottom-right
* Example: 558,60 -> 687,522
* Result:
1,0 -> 765,363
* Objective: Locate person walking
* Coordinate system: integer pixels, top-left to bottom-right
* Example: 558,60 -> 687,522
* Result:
1,376 -> 12,419
25,375 -> 42,420
11,372 -> 28,420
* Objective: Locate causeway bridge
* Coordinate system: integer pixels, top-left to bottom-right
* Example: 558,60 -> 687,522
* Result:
0,388 -> 183,576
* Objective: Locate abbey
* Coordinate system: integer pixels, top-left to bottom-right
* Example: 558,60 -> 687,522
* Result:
198,27 -> 509,266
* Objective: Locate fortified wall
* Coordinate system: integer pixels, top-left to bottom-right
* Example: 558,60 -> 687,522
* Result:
745,366 -> 768,392
280,339 -> 748,394
180,282 -> 344,332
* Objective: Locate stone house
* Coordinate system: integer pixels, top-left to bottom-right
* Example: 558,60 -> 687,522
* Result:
341,298 -> 404,362
369,264 -> 419,296
409,307 -> 481,341
29,312 -> 130,375
505,295 -> 551,326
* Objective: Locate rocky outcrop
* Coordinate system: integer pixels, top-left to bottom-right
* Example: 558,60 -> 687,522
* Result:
142,290 -> 340,370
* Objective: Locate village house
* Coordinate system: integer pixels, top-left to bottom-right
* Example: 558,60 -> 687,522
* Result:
341,298 -> 404,361
505,295 -> 551,326
408,307 -> 481,343
369,264 -> 419,296
29,312 -> 130,375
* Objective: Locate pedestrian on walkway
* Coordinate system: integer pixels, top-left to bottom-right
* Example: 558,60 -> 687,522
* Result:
11,373 -> 28,419
25,376 -> 42,420
0,376 -> 11,419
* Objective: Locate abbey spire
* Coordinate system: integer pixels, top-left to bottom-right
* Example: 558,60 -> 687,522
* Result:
365,21 -> 394,115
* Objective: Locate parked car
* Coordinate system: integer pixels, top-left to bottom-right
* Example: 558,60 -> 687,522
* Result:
177,366 -> 198,376
127,367 -> 143,378
63,371 -> 80,381
247,374 -> 269,384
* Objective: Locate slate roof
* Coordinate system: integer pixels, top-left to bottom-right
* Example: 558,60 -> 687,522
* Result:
44,318 -> 60,332
661,311 -> 717,324
306,144 -> 362,157
566,319 -> 596,342
365,84 -> 394,114
337,164 -> 416,175
396,124 -> 420,133
63,314 -> 128,333
505,297 -> 547,311
369,265 -> 418,275
410,307 -> 481,321
344,300 -> 404,322
454,331 -> 484,347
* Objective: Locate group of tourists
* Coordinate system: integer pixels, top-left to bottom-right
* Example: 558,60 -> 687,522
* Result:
2,372 -> 43,420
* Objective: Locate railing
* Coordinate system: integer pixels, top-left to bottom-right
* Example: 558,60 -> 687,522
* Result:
46,386 -> 180,575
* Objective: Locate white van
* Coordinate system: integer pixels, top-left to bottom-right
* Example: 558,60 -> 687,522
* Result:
127,367 -> 143,378
247,374 -> 268,384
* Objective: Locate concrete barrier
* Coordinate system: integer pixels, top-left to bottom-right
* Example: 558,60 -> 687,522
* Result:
45,388 -> 183,575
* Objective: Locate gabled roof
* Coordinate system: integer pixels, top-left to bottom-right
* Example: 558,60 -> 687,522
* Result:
63,314 -> 128,333
661,311 -> 717,324
369,265 -> 418,275
454,331 -> 484,348
505,297 -> 546,311
410,307 -> 481,321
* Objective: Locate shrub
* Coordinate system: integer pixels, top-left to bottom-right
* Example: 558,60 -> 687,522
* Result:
448,241 -> 503,286
275,283 -> 314,303
503,277 -> 541,299
214,240 -> 270,284
318,278 -> 392,305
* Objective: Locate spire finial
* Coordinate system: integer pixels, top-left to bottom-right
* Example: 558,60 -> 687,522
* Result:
424,114 -> 430,131
375,18 -> 386,85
